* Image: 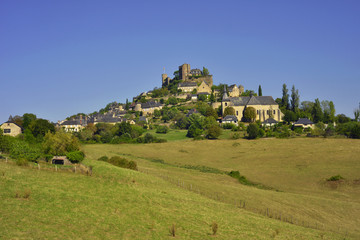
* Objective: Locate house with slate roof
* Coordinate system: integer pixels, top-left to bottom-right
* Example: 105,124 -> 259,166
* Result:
222,115 -> 238,124
60,120 -> 85,132
0,121 -> 22,137
262,118 -> 278,127
294,118 -> 314,129
221,88 -> 283,122
178,82 -> 197,93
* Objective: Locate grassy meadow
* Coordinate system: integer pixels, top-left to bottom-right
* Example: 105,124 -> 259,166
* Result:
0,136 -> 358,239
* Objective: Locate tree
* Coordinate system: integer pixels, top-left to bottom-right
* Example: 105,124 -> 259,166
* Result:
243,107 -> 256,122
30,119 -> 55,138
312,98 -> 323,123
43,131 -> 80,156
281,84 -> 289,110
22,113 -> 37,130
258,85 -> 262,96
290,85 -> 300,112
154,109 -> 161,118
336,114 -> 351,124
203,67 -> 209,76
205,107 -> 218,119
247,123 -> 259,139
209,92 -> 215,103
174,113 -> 189,129
223,107 -> 235,117
283,110 -> 297,123
354,108 -> 360,122
241,90 -> 257,97
206,124 -> 222,139
125,99 -> 130,110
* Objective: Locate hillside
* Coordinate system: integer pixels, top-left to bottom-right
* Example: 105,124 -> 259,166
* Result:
0,146 -> 349,239
83,138 -> 360,239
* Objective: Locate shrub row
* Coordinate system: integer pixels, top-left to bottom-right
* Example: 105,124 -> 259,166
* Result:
98,156 -> 138,171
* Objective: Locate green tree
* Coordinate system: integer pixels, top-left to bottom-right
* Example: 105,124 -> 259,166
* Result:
247,123 -> 259,139
203,67 -> 209,76
205,107 -> 218,119
30,119 -> 55,138
125,99 -> 130,110
312,98 -> 323,123
258,85 -> 262,96
43,131 -> 80,155
174,113 -> 189,129
283,110 -> 297,123
154,109 -> 161,118
223,107 -> 235,117
22,113 -> 37,130
206,124 -> 222,139
241,90 -> 257,97
281,84 -> 289,110
243,107 -> 256,122
355,108 -> 360,122
209,92 -> 215,103
290,85 -> 300,112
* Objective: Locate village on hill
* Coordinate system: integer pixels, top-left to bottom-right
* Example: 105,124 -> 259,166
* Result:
1,63 -> 359,142
50,63 -> 284,133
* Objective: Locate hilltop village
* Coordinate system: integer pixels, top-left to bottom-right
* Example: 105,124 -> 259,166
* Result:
2,62 -> 357,142
53,63 -> 282,133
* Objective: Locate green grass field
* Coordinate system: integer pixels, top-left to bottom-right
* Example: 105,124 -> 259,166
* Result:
1,137 -> 358,239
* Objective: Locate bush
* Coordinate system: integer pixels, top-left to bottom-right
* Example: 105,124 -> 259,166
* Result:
16,158 -> 28,166
66,151 -> 85,163
247,123 -> 259,139
327,175 -> 344,181
108,156 -> 138,171
222,123 -> 236,129
206,124 -> 222,139
98,156 -> 109,162
156,125 -> 169,134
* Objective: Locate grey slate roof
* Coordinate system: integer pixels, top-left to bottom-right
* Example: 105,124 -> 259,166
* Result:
61,120 -> 81,125
138,116 -> 147,122
295,118 -> 314,125
178,82 -> 197,87
228,96 -> 277,106
141,101 -> 163,109
223,115 -> 238,122
262,118 -> 278,124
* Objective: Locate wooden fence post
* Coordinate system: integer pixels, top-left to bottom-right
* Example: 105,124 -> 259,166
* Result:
38,164 -> 40,170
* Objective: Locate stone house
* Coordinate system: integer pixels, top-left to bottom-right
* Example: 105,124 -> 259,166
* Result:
178,82 -> 197,93
0,121 -> 22,137
197,81 -> 212,94
222,115 -> 238,124
221,90 -> 283,122
52,156 -> 72,165
60,120 -> 85,132
294,118 -> 314,129
135,101 -> 164,115
262,118 -> 278,127
228,84 -> 244,97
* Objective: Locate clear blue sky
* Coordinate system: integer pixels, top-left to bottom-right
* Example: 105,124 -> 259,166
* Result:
1,0 -> 359,123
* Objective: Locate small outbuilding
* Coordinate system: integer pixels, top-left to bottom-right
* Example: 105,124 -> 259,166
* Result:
222,115 -> 238,124
294,118 -> 314,129
262,118 -> 278,127
52,156 -> 72,165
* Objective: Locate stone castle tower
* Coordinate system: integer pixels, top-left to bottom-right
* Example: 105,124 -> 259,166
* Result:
179,63 -> 191,80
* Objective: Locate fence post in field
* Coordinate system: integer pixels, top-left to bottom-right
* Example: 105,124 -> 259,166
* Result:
55,165 -> 57,172
74,166 -> 76,173
5,157 -> 8,163
38,164 -> 40,170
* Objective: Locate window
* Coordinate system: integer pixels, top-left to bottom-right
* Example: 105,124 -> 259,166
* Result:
236,111 -> 238,116
4,129 -> 11,133
273,110 -> 275,114
225,103 -> 227,106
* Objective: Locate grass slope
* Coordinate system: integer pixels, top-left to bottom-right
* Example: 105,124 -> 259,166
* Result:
0,158 -> 343,239
83,138 -> 360,239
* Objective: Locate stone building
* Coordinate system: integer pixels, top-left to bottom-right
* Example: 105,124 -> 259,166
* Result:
0,121 -> 22,137
228,84 -> 244,97
178,82 -> 197,93
197,81 -> 212,94
221,90 -> 283,122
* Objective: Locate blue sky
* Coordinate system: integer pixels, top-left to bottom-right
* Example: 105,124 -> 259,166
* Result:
1,0 -> 359,123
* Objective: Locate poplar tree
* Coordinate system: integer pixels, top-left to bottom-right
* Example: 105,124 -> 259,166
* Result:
258,85 -> 262,96
281,84 -> 289,110
290,85 -> 300,112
